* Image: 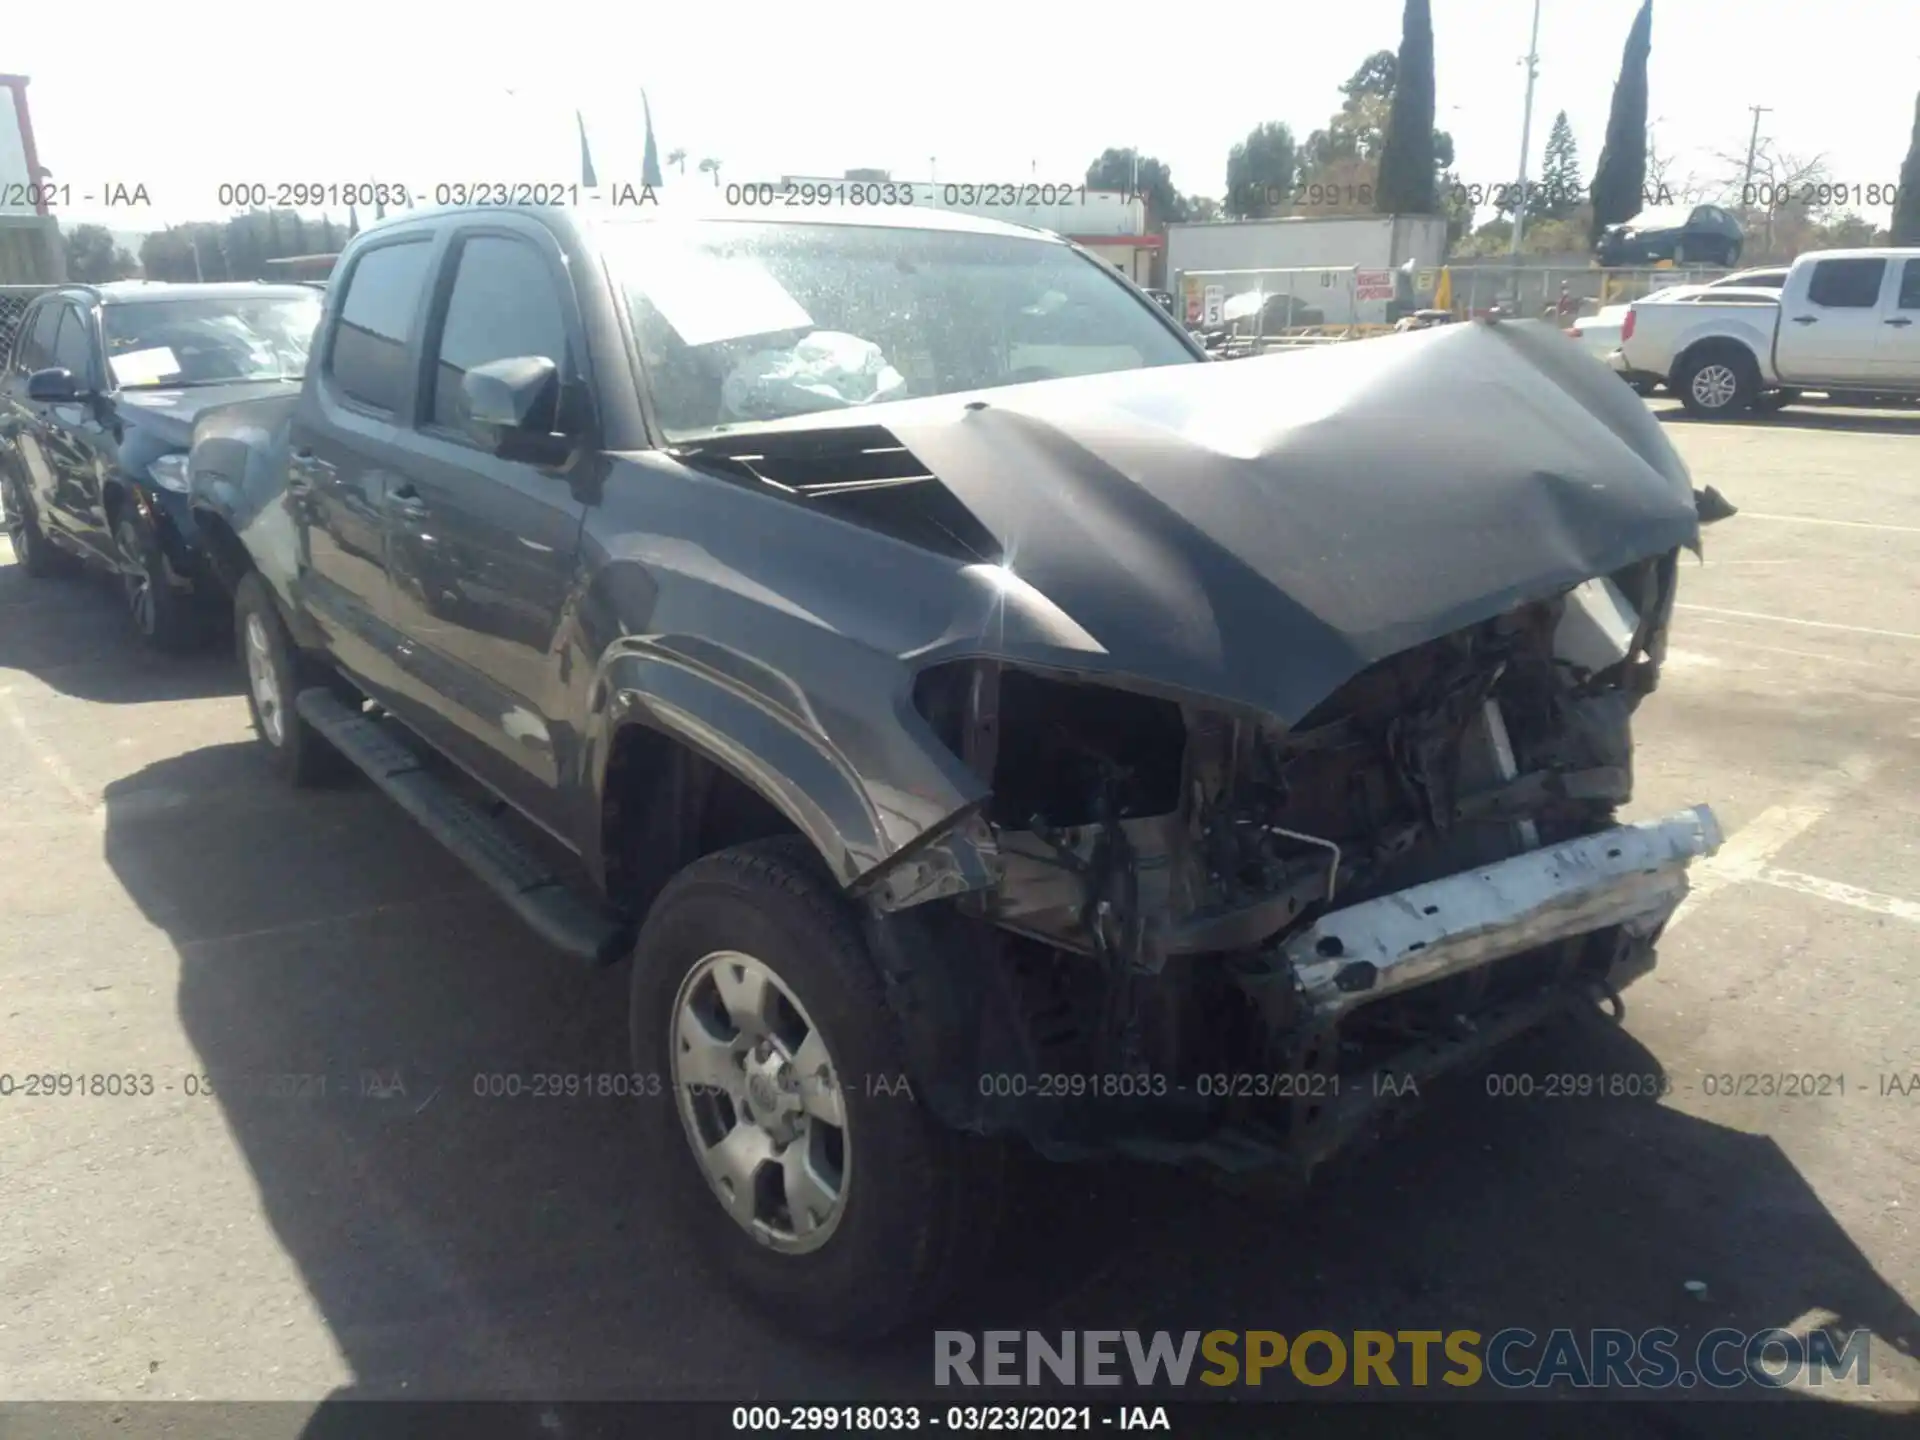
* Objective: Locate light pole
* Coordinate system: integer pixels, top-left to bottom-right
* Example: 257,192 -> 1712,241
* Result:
1508,0 -> 1544,264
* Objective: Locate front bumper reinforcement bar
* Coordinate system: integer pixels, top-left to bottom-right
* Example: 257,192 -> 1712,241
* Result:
1283,805 -> 1723,1019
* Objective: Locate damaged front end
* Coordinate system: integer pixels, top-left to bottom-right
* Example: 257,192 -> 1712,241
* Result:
864,551 -> 1720,1171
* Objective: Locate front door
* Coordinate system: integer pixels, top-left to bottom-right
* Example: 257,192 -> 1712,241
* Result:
1876,259 -> 1920,385
40,303 -> 116,559
382,224 -> 588,835
1774,256 -> 1889,385
293,233 -> 439,695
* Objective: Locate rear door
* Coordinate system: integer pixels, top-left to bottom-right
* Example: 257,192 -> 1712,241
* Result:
1774,257 -> 1889,384
381,219 -> 589,833
292,231 -> 439,697
1876,259 -> 1920,385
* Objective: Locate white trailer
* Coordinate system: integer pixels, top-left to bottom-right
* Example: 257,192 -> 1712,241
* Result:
1168,215 -> 1450,325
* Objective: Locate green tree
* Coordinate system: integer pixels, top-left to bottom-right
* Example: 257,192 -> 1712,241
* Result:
1085,148 -> 1188,225
1589,0 -> 1652,245
1895,91 -> 1920,245
1224,122 -> 1298,219
1375,0 -> 1436,214
1186,195 -> 1223,223
1534,111 -> 1582,220
1297,47 -> 1453,218
63,223 -> 136,282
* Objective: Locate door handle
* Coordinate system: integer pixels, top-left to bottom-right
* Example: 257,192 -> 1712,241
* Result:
1885,317 -> 1915,328
389,485 -> 429,520
1790,315 -> 1819,325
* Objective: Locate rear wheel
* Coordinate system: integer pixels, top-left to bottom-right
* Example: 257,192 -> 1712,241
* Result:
114,509 -> 200,650
1676,348 -> 1758,418
4,472 -> 70,579
234,571 -> 350,787
630,837 -> 1004,1340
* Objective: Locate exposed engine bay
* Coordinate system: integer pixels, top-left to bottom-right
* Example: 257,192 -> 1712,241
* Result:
883,550 -> 1721,1169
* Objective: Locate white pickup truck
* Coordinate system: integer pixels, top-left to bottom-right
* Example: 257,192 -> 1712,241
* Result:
1615,247 -> 1920,416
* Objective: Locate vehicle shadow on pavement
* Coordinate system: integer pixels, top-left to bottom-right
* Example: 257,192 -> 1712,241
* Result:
96,744 -> 1920,1420
0,553 -> 240,704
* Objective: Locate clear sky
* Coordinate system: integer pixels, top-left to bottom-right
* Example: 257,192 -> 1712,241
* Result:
9,0 -> 1917,233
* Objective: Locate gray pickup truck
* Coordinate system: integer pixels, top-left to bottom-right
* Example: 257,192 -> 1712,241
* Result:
188,201 -> 1721,1339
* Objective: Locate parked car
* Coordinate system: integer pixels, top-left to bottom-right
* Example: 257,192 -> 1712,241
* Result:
1596,204 -> 1744,268
1618,248 -> 1920,416
0,281 -> 322,646
189,203 -> 1721,1339
1705,266 -> 1789,291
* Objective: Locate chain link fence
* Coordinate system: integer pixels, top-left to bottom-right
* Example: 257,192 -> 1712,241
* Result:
0,285 -> 58,361
1438,264 -> 1740,320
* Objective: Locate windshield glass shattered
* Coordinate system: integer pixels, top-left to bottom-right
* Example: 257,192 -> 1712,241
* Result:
103,295 -> 323,388
605,220 -> 1196,441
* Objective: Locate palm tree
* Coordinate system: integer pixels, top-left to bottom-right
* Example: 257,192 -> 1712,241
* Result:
667,148 -> 687,177
698,157 -> 722,187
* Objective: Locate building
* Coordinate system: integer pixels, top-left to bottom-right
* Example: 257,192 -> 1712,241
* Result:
777,172 -> 1165,286
0,73 -> 63,283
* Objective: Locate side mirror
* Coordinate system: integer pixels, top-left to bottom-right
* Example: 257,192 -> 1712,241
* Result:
27,367 -> 81,403
460,355 -> 572,464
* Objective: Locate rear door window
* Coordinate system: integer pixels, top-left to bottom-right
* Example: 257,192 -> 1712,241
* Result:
327,239 -> 434,413
1898,260 -> 1920,311
1806,258 -> 1887,309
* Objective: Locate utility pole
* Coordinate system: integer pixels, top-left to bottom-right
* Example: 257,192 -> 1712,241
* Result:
1508,0 -> 1544,294
1741,104 -> 1771,203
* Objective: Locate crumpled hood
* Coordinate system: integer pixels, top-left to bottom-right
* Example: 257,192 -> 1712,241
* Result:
117,379 -> 300,447
868,318 -> 1700,725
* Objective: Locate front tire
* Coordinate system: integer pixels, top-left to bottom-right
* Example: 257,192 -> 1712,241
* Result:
114,509 -> 200,650
1676,348 -> 1758,418
630,836 -> 1004,1340
234,571 -> 349,787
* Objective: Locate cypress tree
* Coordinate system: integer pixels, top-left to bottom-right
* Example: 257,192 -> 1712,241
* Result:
1894,92 -> 1920,245
1375,0 -> 1436,213
1589,0 -> 1652,245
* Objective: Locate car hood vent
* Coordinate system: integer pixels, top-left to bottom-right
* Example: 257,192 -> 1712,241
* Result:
672,425 -> 1003,563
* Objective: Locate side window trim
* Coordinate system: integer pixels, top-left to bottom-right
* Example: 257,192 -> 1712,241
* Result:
320,232 -> 441,419
413,220 -> 596,452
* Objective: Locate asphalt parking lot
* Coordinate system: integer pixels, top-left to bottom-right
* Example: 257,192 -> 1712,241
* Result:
2,400 -> 1917,1423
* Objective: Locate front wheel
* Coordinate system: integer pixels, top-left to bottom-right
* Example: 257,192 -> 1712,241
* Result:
234,571 -> 350,787
630,836 -> 1004,1340
1676,349 -> 1758,418
114,509 -> 201,650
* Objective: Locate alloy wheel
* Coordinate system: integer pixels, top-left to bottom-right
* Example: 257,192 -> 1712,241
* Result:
244,611 -> 286,746
669,949 -> 851,1254
1690,364 -> 1739,410
119,526 -> 156,635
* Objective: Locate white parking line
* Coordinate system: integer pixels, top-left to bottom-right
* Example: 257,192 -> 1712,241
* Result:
1675,604 -> 1920,644
0,686 -> 101,816
1757,868 -> 1920,926
1731,511 -> 1920,536
1669,754 -> 1877,929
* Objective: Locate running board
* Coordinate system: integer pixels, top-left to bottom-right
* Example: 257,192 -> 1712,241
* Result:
295,687 -> 633,964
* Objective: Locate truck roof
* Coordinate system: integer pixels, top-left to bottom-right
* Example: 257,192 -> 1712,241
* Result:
354,201 -> 1069,247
